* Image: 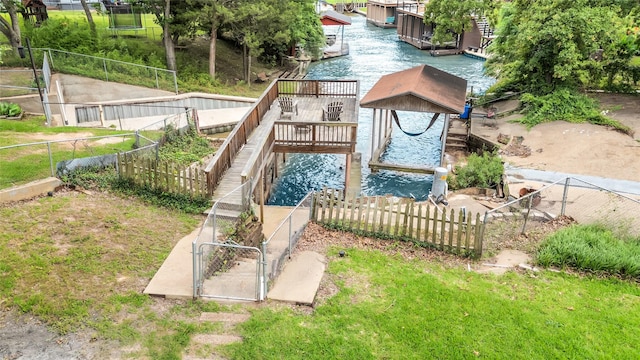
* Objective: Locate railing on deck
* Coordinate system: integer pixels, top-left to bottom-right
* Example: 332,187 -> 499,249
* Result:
312,188 -> 483,257
241,126 -> 276,192
203,81 -> 279,194
272,121 -> 357,153
204,79 -> 359,195
277,80 -> 359,98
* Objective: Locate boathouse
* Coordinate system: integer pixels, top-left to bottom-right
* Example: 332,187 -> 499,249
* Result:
320,10 -> 352,59
360,64 -> 466,173
397,4 -> 492,56
366,0 -> 399,28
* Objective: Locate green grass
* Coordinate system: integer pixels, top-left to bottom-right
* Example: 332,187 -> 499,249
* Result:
518,89 -> 633,135
224,247 -> 640,359
536,224 -> 640,278
0,191 -> 225,358
0,116 -> 143,189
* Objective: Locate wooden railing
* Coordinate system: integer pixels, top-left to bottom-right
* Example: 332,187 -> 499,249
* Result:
240,127 -> 275,191
277,80 -> 359,98
272,121 -> 357,153
312,188 -> 483,257
203,81 -> 279,195
203,79 -> 359,197
117,154 -> 208,197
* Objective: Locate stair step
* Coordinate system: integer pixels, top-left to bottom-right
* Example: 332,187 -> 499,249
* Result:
203,207 -> 243,221
446,144 -> 467,150
200,312 -> 251,323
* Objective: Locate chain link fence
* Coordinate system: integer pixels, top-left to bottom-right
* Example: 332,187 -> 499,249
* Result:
481,177 -> 640,255
0,69 -> 40,97
47,49 -> 178,93
0,133 -> 138,189
262,192 -> 313,293
192,180 -> 254,299
0,110 -> 193,189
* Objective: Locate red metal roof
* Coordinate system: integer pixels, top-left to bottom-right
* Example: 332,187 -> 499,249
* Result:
320,10 -> 352,26
360,65 -> 467,113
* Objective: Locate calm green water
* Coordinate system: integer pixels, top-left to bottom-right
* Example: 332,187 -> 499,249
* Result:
268,15 -> 495,205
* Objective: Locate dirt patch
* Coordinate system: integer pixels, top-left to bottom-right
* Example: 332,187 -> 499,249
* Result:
482,215 -> 577,257
473,97 -> 640,182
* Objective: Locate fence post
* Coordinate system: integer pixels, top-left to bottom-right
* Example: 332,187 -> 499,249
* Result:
173,71 -> 178,94
135,131 -> 140,148
47,142 -> 54,176
288,217 -> 293,259
192,241 -> 198,299
261,240 -> 268,299
103,58 -> 108,82
521,194 -> 533,235
561,177 -> 571,216
155,69 -> 159,89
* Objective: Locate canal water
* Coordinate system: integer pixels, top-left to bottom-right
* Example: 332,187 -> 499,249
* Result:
267,15 -> 495,205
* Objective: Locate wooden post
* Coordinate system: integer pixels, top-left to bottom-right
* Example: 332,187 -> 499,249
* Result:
260,169 -> 265,223
344,153 -> 351,194
370,109 -> 376,159
355,196 -> 364,231
348,193 -> 357,230
448,209 -> 455,250
440,113 -> 450,166
371,197 -> 379,233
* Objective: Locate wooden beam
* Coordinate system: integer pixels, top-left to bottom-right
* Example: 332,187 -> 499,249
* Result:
368,161 -> 436,174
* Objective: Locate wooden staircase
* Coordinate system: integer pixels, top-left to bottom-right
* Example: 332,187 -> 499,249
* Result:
445,118 -> 469,154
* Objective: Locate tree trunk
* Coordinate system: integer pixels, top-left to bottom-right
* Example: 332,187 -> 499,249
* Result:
243,43 -> 248,82
80,0 -> 96,35
163,0 -> 177,71
0,0 -> 22,49
247,53 -> 252,87
209,23 -> 217,78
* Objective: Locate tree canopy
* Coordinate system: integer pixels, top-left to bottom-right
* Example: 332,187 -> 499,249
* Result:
423,0 -> 497,44
485,0 -> 640,94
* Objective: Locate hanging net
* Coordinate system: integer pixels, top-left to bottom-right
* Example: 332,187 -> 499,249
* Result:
391,110 -> 440,137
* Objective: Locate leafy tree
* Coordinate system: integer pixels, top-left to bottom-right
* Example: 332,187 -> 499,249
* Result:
0,0 -> 22,49
226,0 -> 272,83
423,0 -> 497,45
139,0 -> 192,71
186,0 -> 236,78
486,0 -> 637,94
79,0 -> 97,36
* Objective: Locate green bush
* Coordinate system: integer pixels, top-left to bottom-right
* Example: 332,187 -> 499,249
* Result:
519,89 -> 632,134
536,224 -> 640,278
448,152 -> 503,190
0,102 -> 22,117
159,126 -> 215,165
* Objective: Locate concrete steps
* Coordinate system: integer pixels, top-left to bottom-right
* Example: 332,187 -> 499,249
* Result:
183,312 -> 251,360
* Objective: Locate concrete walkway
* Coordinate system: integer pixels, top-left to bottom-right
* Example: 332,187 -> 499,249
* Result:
143,204 -> 322,304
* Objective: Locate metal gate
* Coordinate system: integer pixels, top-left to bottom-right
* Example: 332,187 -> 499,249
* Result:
195,241 -> 263,301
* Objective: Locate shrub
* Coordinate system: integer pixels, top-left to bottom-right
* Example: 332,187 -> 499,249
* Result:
159,126 -> 215,165
536,224 -> 640,278
519,89 -> 632,135
0,102 -> 23,117
448,152 -> 503,190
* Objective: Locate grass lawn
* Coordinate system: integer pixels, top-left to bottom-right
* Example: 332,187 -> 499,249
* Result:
0,116 -> 162,189
223,243 -> 640,359
0,190 -> 219,358
1,196 -> 639,358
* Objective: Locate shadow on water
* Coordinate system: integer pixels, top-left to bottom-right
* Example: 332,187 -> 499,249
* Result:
267,15 -> 495,206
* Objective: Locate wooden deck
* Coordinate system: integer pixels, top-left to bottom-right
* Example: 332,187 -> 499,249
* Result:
208,80 -> 359,210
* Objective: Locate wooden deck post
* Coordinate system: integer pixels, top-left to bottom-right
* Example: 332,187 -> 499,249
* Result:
440,113 -> 450,166
344,153 -> 351,193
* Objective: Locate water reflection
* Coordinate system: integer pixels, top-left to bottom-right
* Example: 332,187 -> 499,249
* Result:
267,15 -> 495,205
